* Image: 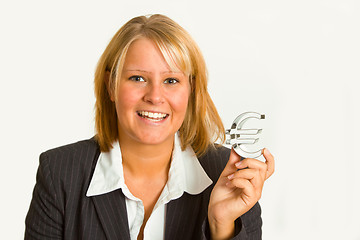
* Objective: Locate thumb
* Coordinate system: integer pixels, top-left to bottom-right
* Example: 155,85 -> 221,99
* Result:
220,148 -> 242,178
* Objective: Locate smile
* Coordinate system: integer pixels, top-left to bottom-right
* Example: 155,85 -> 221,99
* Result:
137,111 -> 169,122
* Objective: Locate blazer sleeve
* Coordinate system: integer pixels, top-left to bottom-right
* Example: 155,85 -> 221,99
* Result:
201,202 -> 262,240
25,152 -> 64,239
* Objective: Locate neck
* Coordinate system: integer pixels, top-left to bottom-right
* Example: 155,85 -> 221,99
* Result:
119,135 -> 174,179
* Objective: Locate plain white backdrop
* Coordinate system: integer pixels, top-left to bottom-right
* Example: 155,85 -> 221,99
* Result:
1,0 -> 359,239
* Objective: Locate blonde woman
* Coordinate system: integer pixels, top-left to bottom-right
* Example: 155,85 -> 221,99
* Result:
25,14 -> 274,240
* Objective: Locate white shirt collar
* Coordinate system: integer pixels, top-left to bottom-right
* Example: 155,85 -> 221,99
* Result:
86,133 -> 213,197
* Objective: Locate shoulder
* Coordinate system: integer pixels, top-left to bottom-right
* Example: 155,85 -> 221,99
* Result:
39,137 -> 101,187
197,145 -> 230,182
41,137 -> 100,166
43,137 -> 99,157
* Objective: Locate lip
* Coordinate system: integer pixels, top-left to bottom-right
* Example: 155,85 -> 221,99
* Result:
136,110 -> 169,123
137,110 -> 168,114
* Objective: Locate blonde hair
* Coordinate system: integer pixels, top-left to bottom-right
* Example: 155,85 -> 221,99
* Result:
94,14 -> 225,156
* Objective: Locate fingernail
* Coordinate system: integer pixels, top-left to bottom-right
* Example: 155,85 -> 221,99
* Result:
264,148 -> 270,155
227,174 -> 234,180
235,161 -> 242,168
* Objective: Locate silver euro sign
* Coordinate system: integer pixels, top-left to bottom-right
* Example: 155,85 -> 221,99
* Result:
225,112 -> 265,159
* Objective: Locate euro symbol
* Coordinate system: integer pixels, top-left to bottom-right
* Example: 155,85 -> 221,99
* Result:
225,112 -> 265,159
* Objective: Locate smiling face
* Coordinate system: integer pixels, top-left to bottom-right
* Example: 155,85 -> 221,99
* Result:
113,38 -> 191,147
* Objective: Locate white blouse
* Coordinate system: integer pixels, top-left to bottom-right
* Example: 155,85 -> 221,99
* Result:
86,133 -> 213,240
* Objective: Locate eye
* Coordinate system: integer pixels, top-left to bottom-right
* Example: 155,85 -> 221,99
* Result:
164,78 -> 179,84
129,75 -> 145,82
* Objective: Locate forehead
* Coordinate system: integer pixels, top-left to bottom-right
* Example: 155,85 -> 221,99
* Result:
122,38 -> 189,75
122,39 -> 168,71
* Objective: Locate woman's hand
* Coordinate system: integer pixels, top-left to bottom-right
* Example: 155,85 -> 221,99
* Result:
208,148 -> 275,240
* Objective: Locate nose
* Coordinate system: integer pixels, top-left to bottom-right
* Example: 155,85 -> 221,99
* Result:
143,82 -> 164,105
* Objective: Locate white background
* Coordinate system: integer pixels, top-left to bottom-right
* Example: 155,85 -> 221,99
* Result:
1,0 -> 359,239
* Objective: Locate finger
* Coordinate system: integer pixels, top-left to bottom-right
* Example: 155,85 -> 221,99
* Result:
235,158 -> 267,177
220,148 -> 242,178
227,178 -> 255,198
228,168 -> 264,191
228,168 -> 257,181
263,148 -> 275,179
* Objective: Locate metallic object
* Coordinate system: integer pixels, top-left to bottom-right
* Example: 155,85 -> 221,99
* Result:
225,112 -> 265,158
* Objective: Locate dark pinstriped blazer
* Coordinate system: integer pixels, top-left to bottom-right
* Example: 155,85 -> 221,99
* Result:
25,138 -> 262,239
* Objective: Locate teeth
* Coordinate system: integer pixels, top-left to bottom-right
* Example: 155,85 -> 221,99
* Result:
138,111 -> 167,120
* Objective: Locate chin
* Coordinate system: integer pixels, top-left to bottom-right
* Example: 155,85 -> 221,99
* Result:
135,132 -> 174,146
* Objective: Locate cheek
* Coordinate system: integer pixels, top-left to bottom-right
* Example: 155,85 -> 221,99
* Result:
115,85 -> 141,114
169,89 -> 190,114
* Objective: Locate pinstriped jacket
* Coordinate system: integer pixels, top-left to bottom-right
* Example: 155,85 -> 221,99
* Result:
25,138 -> 262,239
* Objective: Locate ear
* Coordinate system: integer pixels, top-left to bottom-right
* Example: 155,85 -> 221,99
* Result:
105,71 -> 115,102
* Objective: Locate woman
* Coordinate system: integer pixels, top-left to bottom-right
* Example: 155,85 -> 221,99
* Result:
25,14 -> 274,240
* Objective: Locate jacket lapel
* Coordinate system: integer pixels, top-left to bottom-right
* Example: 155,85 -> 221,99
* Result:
91,189 -> 131,240
165,193 -> 204,240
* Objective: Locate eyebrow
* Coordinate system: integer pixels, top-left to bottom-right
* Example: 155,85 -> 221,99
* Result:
124,69 -> 183,74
